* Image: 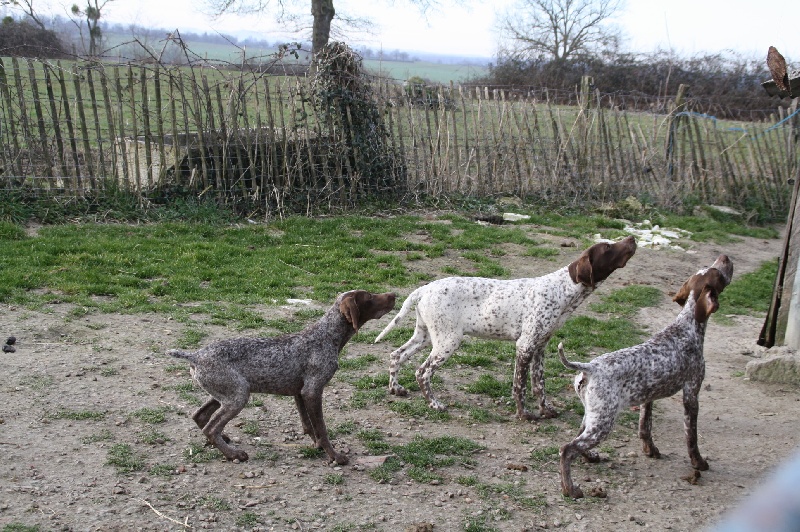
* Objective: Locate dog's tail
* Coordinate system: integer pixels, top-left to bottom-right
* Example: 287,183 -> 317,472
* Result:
166,349 -> 198,364
557,342 -> 593,373
374,289 -> 421,343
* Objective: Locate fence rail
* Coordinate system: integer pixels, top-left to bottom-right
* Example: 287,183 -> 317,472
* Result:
1,57 -> 798,217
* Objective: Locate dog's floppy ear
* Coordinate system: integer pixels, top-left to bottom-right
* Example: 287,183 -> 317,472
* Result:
339,293 -> 360,332
568,253 -> 594,288
673,280 -> 692,306
694,287 -> 719,322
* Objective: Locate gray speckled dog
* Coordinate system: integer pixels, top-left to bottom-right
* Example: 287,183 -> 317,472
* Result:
557,255 -> 733,498
168,290 -> 396,465
375,236 -> 637,420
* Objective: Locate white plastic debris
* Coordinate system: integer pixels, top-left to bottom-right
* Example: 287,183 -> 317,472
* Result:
503,212 -> 531,222
286,298 -> 314,305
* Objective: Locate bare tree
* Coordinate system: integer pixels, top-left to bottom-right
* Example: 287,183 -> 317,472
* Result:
498,0 -> 622,63
70,0 -> 113,58
201,0 -> 444,55
3,0 -> 50,30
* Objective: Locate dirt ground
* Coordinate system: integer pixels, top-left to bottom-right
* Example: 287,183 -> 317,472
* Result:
1,218 -> 798,531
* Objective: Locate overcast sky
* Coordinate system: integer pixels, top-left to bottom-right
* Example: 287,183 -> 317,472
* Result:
19,0 -> 800,61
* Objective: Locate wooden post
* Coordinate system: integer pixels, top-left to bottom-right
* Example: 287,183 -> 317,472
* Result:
72,65 -> 96,189
0,58 -> 24,179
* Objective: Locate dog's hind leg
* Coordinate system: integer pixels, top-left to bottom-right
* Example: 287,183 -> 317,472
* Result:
193,397 -> 232,445
388,324 -> 430,397
415,336 -> 460,411
639,401 -> 661,458
202,394 -> 250,462
193,398 -> 220,429
560,416 -> 614,499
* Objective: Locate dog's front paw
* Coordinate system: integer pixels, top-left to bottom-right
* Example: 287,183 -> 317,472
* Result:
562,484 -> 584,499
227,449 -> 249,462
388,384 -> 408,397
692,456 -> 709,471
643,442 -> 661,459
332,452 -> 349,465
540,405 -> 559,419
583,450 -> 601,463
516,408 -> 539,422
428,399 -> 447,411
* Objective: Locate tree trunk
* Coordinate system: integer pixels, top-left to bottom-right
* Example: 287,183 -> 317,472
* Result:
311,0 -> 335,54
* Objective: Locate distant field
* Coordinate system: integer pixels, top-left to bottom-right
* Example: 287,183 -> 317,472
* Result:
101,33 -> 488,84
364,59 -> 488,84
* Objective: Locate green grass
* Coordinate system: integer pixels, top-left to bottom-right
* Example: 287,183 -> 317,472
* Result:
719,259 -> 779,315
392,435 -> 483,469
465,374 -> 511,399
149,464 -> 177,477
169,381 -> 202,405
548,315 -> 646,357
339,353 -> 379,370
241,419 -> 261,436
529,445 -> 560,465
236,512 -> 262,527
368,456 -> 404,482
357,429 -> 392,454
131,406 -> 170,424
199,495 -> 231,512
81,429 -> 114,444
388,398 -> 451,421
48,409 -> 106,421
2,210 -> 767,326
183,442 -> 223,463
329,420 -> 357,439
590,285 -> 664,316
138,428 -> 168,445
324,473 -> 345,485
0,215 -> 552,325
106,443 -> 145,473
365,60 -> 488,84
298,446 -> 325,459
2,524 -> 41,532
657,212 -> 779,242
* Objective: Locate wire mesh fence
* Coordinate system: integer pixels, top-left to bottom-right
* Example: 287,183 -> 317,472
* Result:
1,56 -> 797,217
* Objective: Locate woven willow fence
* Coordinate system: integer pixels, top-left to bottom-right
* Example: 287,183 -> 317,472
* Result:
0,57 -> 797,216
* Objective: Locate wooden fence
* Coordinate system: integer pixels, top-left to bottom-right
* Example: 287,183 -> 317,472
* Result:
0,57 -> 798,216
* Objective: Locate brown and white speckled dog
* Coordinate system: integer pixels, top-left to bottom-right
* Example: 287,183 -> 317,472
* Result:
557,254 -> 733,499
374,236 -> 637,420
168,290 -> 396,465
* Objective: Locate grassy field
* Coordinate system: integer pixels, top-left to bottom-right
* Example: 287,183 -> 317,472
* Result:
101,32 -> 488,83
0,208 -> 778,344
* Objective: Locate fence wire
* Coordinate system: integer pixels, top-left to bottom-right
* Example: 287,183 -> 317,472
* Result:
1,57 -> 797,217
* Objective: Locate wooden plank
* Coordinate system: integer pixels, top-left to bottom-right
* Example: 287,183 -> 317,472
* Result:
153,67 -> 167,187
10,58 -> 32,144
263,77 -> 280,199
27,59 -> 54,180
213,80 -> 229,191
140,67 -> 153,187
72,64 -> 96,188
202,75 -> 222,191
187,69 -> 210,189
54,61 -> 82,189
42,64 -> 70,181
0,58 -> 24,179
167,69 -> 181,186
759,164 -> 800,347
97,67 -> 117,182
127,65 -> 142,191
